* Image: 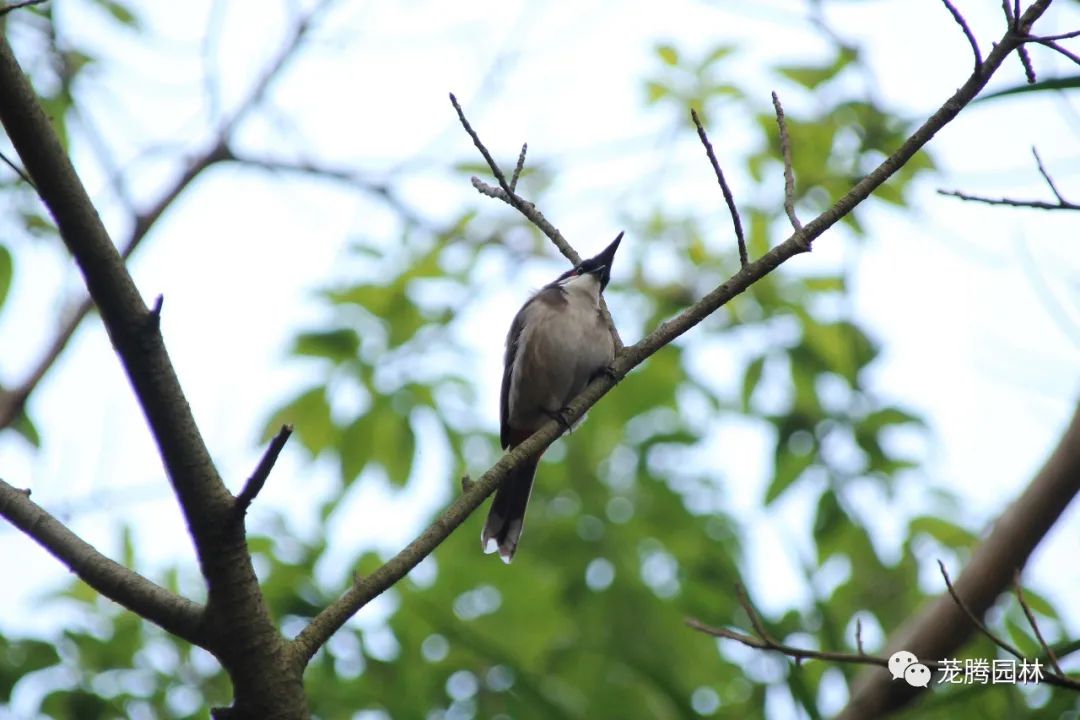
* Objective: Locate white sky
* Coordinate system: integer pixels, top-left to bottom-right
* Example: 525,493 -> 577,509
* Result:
1,0 -> 1079,713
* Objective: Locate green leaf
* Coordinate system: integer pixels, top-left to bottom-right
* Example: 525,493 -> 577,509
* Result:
862,406 -> 923,432
977,74 -> 1080,103
909,516 -> 976,549
11,407 -> 41,447
802,275 -> 845,293
263,386 -> 335,456
698,44 -> 735,70
0,638 -> 60,701
656,44 -> 679,66
645,81 -> 669,104
95,0 -> 141,27
292,328 -> 360,362
741,355 -> 765,412
0,245 -> 11,308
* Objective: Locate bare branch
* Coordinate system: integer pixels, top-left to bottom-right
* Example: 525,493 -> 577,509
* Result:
937,188 -> 1080,210
450,93 -> 623,352
938,560 -> 1026,661
234,425 -> 293,519
0,1 -> 338,437
1029,36 -> 1080,67
940,0 -> 983,72
0,0 -> 46,17
840,397 -> 1080,718
0,478 -> 206,646
0,35 -> 306,716
0,147 -> 34,186
690,108 -> 749,268
510,142 -> 528,192
1032,29 -> 1080,42
449,92 -> 582,265
1014,571 -> 1063,676
1032,146 -> 1067,203
771,91 -> 804,238
687,617 -> 888,668
296,5 -> 1057,665
688,612 -> 1080,691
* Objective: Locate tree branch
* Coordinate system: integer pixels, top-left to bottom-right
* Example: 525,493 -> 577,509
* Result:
0,0 -> 336,436
940,0 -> 983,72
234,425 -> 292,519
839,398 -> 1080,718
0,0 -> 46,17
0,35 -> 304,719
0,478 -> 206,646
293,3 -> 1054,665
770,91 -> 804,237
690,108 -> 749,268
938,145 -> 1079,211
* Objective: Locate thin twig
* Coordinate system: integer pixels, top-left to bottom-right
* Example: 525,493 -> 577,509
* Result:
1032,29 -> 1080,42
938,560 -> 1025,661
937,188 -> 1080,211
0,3 -> 337,436
0,0 -> 46,17
856,617 -> 865,656
689,108 -> 748,268
449,92 -> 582,265
771,92 -> 805,240
940,0 -> 983,72
510,142 -> 527,192
1032,147 -> 1066,203
1030,37 -> 1080,67
688,616 -> 1080,690
686,617 -> 898,670
734,582 -> 778,645
0,148 -> 35,187
234,425 -> 292,518
1014,571 -> 1063,675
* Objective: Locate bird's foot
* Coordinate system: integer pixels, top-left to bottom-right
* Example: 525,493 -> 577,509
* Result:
592,362 -> 619,384
545,406 -> 574,433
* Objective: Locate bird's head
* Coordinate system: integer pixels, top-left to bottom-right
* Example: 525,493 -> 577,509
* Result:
554,232 -> 623,292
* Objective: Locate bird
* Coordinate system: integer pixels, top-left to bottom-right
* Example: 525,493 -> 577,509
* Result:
482,232 -> 623,563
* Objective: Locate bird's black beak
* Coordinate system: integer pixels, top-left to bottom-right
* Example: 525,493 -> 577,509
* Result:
590,231 -> 623,272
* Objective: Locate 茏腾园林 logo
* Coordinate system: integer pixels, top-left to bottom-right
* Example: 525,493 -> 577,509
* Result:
888,650 -> 1044,687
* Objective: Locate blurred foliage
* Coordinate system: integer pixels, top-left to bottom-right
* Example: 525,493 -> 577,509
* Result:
1,2 -> 1077,720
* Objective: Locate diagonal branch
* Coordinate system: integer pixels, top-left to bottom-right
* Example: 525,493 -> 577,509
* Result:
292,3 -> 1054,665
839,397 -> 1080,718
0,36 -> 303,717
0,0 -> 46,17
0,1 -> 336,436
0,478 -> 206,646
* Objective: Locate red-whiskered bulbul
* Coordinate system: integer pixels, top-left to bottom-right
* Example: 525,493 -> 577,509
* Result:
482,233 -> 623,563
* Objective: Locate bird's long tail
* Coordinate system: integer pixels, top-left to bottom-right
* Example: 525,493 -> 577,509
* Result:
481,453 -> 539,563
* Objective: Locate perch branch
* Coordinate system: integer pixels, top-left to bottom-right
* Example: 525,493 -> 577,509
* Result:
294,3 -> 1054,665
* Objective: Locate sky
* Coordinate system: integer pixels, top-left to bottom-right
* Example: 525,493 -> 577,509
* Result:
1,0 -> 1079,713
